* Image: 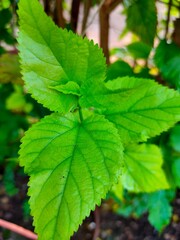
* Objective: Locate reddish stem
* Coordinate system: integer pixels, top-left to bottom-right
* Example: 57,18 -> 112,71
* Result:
93,206 -> 100,240
0,219 -> 37,240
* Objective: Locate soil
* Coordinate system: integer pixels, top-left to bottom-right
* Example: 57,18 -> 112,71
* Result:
1,173 -> 180,240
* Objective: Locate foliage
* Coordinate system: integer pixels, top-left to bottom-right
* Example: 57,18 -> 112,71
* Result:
124,0 -> 157,46
112,189 -> 175,232
154,40 -> 180,89
17,0 -> 180,239
0,1 -> 16,53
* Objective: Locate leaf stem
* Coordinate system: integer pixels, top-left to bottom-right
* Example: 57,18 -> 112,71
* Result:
79,106 -> 83,122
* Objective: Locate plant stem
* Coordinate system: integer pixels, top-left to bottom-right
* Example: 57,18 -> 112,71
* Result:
0,219 -> 37,240
165,0 -> 172,39
93,206 -> 100,240
79,106 -> 83,122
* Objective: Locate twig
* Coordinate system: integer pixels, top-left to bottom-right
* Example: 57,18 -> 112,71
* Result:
93,206 -> 100,240
81,0 -> 92,36
157,0 -> 179,9
81,0 -> 106,36
165,0 -> 172,39
0,218 -> 37,240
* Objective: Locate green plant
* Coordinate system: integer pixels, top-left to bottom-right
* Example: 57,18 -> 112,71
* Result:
0,0 -> 17,54
18,0 -> 180,239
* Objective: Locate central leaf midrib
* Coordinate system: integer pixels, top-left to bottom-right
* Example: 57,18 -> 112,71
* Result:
53,122 -> 81,239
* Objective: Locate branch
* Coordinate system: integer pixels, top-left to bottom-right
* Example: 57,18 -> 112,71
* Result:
54,0 -> 65,28
165,0 -> 172,39
99,0 -> 122,64
81,0 -> 93,36
0,219 -> 37,240
93,206 -> 100,240
70,0 -> 81,32
157,0 -> 180,8
82,0 -> 106,36
43,0 -> 51,15
104,0 -> 122,13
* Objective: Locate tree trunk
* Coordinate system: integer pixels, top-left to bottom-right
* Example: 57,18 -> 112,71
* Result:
43,0 -> 51,15
54,0 -> 65,28
99,0 -> 122,64
70,0 -> 81,32
99,4 -> 110,64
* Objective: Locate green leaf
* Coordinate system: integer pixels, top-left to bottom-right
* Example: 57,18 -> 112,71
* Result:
6,85 -> 33,113
115,192 -> 149,218
171,158 -> 180,187
170,125 -> 180,152
148,190 -> 175,231
121,144 -> 169,192
126,0 -> 157,45
111,178 -> 124,201
19,113 -> 123,240
126,41 -> 152,59
162,56 -> 180,89
106,60 -> 133,81
49,81 -> 81,96
80,77 -> 180,143
154,40 -> 180,88
154,40 -> 180,70
18,0 -> 106,113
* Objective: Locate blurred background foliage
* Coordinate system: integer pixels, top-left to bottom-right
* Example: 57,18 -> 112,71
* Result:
0,0 -> 180,239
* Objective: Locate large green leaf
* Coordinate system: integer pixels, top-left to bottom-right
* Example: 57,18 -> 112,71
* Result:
80,77 -> 180,143
121,144 -> 169,192
18,0 -> 106,113
19,113 -> 123,240
126,0 -> 157,45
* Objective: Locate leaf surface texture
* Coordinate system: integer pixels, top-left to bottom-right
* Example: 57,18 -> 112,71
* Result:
19,113 -> 123,239
80,77 -> 180,143
121,144 -> 169,192
18,0 -> 106,112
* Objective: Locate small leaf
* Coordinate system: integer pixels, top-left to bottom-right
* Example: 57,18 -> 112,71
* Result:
18,0 -> 106,113
162,56 -> 180,89
121,144 -> 169,192
126,41 -> 152,59
170,125 -> 180,152
126,0 -> 157,45
148,190 -> 175,231
80,77 -> 180,143
171,158 -> 180,187
49,81 -> 81,96
19,113 -> 123,240
106,60 -> 133,81
154,40 -> 180,70
154,40 -> 180,89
